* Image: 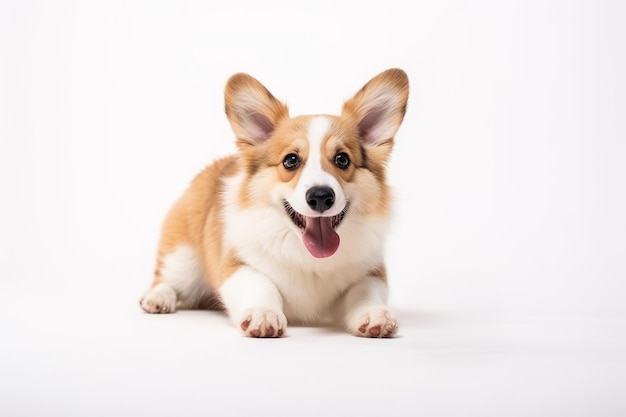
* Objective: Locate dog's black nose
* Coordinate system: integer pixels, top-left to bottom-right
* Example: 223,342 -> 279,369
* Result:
306,186 -> 335,213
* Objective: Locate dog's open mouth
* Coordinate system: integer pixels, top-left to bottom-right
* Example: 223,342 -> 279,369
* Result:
283,200 -> 348,259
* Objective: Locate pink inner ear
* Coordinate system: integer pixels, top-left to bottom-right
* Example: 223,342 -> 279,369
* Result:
246,111 -> 275,142
358,108 -> 387,144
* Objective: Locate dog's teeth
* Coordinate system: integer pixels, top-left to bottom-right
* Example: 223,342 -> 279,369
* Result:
330,204 -> 349,229
284,200 -> 347,230
284,200 -> 305,229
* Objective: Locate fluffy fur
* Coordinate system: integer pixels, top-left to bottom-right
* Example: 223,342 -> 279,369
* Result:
140,69 -> 409,337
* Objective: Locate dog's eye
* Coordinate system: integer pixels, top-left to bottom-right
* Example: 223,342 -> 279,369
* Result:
283,153 -> 300,170
334,152 -> 350,169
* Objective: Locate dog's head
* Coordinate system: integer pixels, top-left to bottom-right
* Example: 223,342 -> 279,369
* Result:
224,69 -> 409,258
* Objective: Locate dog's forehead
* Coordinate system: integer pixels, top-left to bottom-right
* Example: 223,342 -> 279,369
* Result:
272,114 -> 360,160
302,115 -> 359,152
278,115 -> 332,148
306,116 -> 332,149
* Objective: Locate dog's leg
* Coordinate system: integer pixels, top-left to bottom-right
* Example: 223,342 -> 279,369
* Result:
140,245 -> 211,314
338,276 -> 398,338
218,266 -> 287,338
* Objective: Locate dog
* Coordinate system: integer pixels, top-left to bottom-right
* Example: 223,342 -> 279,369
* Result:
140,68 -> 409,337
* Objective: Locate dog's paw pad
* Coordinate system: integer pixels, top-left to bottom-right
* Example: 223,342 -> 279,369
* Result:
140,284 -> 177,314
239,308 -> 287,338
350,308 -> 398,338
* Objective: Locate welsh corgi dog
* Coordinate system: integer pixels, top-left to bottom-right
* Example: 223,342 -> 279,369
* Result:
140,68 -> 409,337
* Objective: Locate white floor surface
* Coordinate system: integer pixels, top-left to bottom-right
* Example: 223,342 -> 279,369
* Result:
2,280 -> 625,416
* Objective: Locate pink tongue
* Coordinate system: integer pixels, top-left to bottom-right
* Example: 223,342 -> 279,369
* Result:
303,217 -> 340,258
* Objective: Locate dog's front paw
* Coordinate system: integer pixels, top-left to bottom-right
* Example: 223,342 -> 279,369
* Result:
348,307 -> 398,338
239,308 -> 287,338
140,283 -> 177,314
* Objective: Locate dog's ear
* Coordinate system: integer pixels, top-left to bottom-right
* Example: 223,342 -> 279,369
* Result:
342,68 -> 409,147
224,73 -> 289,146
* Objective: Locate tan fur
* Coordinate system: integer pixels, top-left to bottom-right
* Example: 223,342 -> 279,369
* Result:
153,156 -> 239,292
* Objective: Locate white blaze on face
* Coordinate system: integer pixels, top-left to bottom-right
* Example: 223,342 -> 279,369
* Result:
288,116 -> 347,217
280,116 -> 350,259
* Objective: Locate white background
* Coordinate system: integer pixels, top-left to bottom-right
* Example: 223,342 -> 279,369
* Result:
1,1 -> 625,416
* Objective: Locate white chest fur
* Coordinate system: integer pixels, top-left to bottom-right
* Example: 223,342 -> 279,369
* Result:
222,208 -> 388,321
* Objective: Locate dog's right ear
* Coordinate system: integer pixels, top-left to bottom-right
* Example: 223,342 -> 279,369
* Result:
341,68 -> 409,148
224,73 -> 289,146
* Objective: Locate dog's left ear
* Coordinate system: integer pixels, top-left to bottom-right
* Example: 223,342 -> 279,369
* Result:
342,68 -> 409,147
224,73 -> 289,147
